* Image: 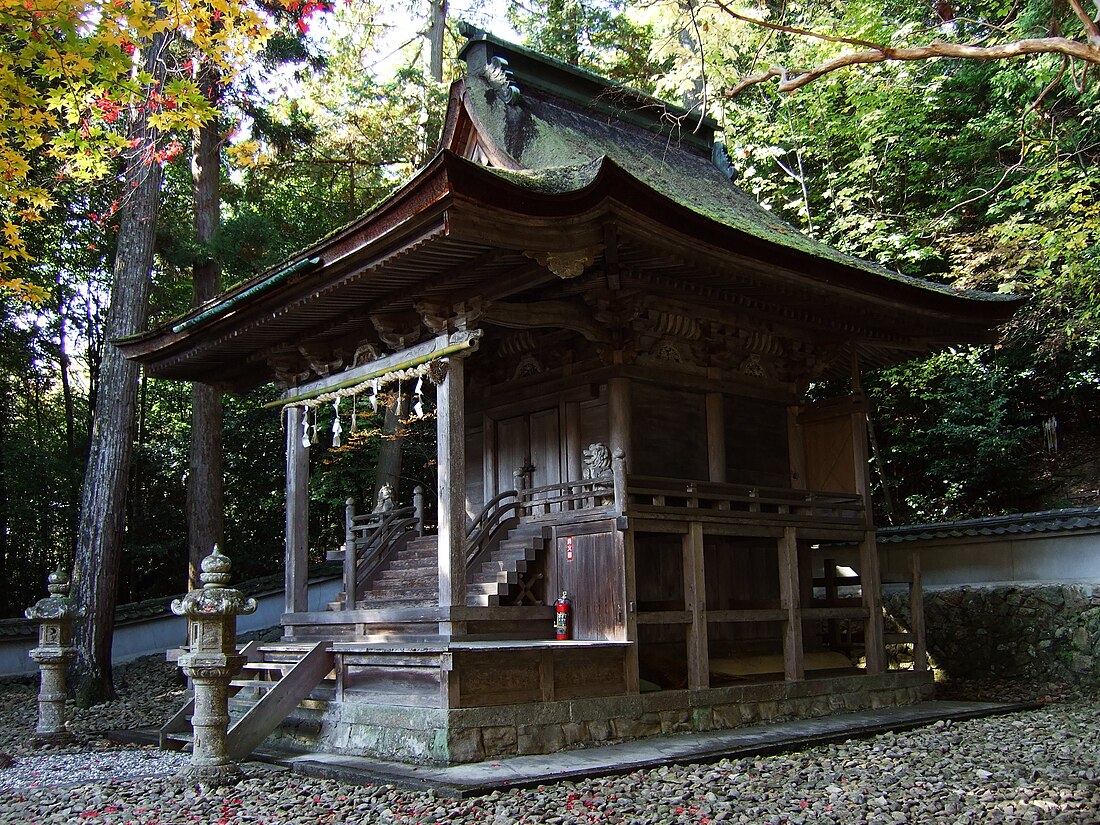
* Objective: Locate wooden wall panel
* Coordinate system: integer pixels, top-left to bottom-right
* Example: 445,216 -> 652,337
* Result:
724,395 -> 790,488
554,652 -> 627,698
704,536 -> 781,647
634,533 -> 685,610
457,651 -> 544,706
803,416 -> 856,493
343,665 -> 442,708
631,383 -> 707,479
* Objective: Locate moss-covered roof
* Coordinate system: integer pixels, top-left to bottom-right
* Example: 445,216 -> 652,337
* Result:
458,38 -> 1012,304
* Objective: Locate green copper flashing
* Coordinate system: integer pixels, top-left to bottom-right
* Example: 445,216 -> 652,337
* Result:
171,256 -> 323,335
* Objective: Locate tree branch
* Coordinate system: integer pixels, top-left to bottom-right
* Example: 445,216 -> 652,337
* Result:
1067,0 -> 1100,45
726,37 -> 1100,97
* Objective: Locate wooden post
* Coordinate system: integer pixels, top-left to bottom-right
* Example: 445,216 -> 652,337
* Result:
622,529 -> 640,693
778,527 -> 804,681
413,485 -> 425,537
608,376 -> 631,468
910,548 -> 927,672
849,377 -> 886,674
706,392 -> 725,483
683,522 -> 708,690
787,405 -> 806,491
285,406 -> 309,617
611,449 -> 627,515
860,531 -> 886,673
343,498 -> 356,610
436,357 -> 466,637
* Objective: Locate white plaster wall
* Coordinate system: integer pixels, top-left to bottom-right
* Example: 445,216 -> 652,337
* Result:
878,530 -> 1100,587
0,576 -> 341,679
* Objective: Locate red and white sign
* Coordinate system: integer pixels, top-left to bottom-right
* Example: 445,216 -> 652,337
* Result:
565,536 -> 574,561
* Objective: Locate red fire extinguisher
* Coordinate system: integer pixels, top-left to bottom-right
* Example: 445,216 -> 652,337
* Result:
554,590 -> 571,640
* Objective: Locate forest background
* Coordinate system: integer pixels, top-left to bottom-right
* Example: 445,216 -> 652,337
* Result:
2,0 -> 1097,640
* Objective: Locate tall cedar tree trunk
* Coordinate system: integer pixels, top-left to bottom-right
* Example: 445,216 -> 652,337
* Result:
427,0 -> 446,82
187,63 -> 224,589
72,32 -> 170,706
375,0 -> 446,502
373,393 -> 407,502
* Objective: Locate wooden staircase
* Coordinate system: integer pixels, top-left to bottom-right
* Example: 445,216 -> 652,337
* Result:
328,524 -> 548,610
466,522 -> 545,606
352,535 -> 440,608
161,641 -> 334,760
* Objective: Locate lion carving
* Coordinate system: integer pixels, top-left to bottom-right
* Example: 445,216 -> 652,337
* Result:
583,442 -> 613,482
372,483 -> 396,514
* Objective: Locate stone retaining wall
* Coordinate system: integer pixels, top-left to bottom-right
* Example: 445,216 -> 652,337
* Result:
260,671 -> 933,765
885,582 -> 1100,685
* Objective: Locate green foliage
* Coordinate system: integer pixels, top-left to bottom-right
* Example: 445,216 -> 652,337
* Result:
866,349 -> 1039,521
509,0 -> 669,91
308,401 -> 437,554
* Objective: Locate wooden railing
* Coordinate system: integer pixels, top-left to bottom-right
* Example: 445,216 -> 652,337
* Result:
465,489 -> 521,567
625,476 -> 864,525
342,497 -> 421,609
515,450 -> 628,519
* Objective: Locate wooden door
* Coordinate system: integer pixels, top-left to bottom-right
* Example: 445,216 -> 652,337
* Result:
554,530 -> 625,641
494,408 -> 562,495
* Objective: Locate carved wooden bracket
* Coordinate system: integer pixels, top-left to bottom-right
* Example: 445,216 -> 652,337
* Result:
372,313 -> 423,350
297,343 -> 345,378
524,246 -> 601,279
481,298 -> 609,343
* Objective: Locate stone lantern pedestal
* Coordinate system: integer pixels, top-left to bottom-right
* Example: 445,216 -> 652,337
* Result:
25,566 -> 81,745
171,545 -> 257,786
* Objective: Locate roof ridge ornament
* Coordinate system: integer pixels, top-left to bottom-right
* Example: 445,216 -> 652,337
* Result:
712,141 -> 737,182
481,56 -> 521,105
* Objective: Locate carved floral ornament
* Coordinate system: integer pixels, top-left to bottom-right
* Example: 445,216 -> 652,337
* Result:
524,247 -> 601,279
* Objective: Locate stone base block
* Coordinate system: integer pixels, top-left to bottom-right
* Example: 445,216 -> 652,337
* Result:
257,670 -> 933,766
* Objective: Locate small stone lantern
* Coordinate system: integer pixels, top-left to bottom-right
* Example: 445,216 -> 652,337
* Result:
171,545 -> 257,786
25,565 -> 82,744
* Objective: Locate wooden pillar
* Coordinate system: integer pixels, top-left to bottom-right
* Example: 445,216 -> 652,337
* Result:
705,392 -> 725,482
436,357 -> 466,636
622,529 -> 640,693
910,548 -> 927,672
563,400 -> 582,482
859,531 -> 886,673
787,405 -> 806,490
850,384 -> 886,673
284,406 -> 309,617
778,527 -> 804,681
683,522 -> 708,690
608,376 -> 631,467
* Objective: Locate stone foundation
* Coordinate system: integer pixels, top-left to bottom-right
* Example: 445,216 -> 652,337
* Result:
255,671 -> 932,765
885,582 -> 1100,685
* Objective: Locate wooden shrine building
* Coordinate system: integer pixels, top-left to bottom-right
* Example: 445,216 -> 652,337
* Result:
121,27 -> 1020,765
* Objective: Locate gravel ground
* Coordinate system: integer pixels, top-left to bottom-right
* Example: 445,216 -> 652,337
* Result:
1,657 -> 1098,824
